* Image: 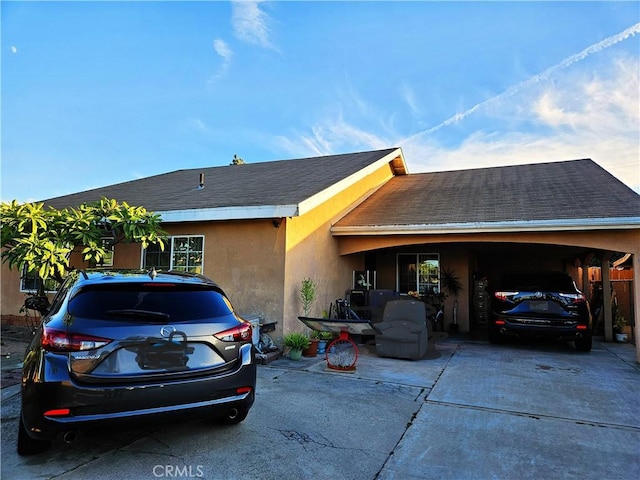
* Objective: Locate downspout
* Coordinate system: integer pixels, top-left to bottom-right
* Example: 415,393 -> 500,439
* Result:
634,253 -> 640,363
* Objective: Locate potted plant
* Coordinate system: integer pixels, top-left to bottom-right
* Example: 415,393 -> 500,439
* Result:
284,332 -> 310,360
613,309 -> 628,342
300,278 -> 317,317
299,278 -> 319,356
302,335 -> 319,357
313,331 -> 334,355
441,267 -> 463,332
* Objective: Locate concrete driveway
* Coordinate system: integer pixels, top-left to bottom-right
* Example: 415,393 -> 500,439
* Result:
1,334 -> 639,479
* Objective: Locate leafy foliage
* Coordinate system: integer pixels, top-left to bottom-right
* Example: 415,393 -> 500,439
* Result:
441,267 -> 463,297
299,277 -> 318,316
283,332 -> 310,350
1,198 -> 167,294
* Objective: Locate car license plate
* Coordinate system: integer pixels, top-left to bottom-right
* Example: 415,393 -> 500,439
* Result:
529,301 -> 549,311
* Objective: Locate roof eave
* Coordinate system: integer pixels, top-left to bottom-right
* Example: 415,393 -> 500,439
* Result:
331,217 -> 640,235
298,148 -> 407,216
157,205 -> 299,222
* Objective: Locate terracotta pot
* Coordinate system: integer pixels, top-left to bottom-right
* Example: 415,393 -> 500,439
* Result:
302,339 -> 319,357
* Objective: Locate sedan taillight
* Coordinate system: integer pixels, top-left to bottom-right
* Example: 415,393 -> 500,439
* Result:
214,323 -> 252,342
41,328 -> 111,352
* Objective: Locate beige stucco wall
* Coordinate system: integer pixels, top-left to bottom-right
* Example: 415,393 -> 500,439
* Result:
336,229 -> 640,257
280,162 -> 397,340
0,242 -> 142,321
0,221 -> 286,329
157,220 -> 287,327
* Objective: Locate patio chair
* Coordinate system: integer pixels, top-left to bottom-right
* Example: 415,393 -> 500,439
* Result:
375,300 -> 428,360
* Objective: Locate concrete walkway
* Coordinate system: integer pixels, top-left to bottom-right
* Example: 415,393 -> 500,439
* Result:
1,333 -> 638,479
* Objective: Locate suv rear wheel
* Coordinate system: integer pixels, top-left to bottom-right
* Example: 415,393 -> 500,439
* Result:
575,333 -> 593,352
17,416 -> 51,456
487,326 -> 504,344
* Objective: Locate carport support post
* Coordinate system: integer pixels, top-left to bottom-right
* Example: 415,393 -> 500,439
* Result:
634,254 -> 640,363
581,253 -> 594,301
602,252 -> 613,343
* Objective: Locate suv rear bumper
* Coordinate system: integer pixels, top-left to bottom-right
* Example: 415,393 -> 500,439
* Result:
21,360 -> 256,441
489,317 -> 590,341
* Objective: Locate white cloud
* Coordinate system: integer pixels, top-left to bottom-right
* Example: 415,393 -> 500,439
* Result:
213,38 -> 233,63
400,81 -> 421,116
231,0 -> 275,49
270,24 -> 639,193
273,113 -> 390,159
185,118 -> 211,135
210,38 -> 233,80
402,54 -> 640,192
402,23 -> 640,143
11,46 -> 17,54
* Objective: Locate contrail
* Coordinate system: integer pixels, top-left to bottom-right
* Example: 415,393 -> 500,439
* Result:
401,22 -> 640,143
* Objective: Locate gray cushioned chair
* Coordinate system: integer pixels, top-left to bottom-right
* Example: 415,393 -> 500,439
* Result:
375,300 -> 428,360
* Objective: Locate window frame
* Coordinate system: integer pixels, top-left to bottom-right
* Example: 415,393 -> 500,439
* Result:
98,237 -> 115,267
20,265 -> 58,294
396,253 -> 440,295
141,235 -> 205,274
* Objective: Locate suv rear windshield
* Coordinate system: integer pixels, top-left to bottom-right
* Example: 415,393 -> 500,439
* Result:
500,272 -> 576,293
68,284 -> 233,322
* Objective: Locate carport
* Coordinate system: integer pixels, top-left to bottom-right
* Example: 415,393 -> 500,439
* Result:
331,159 -> 640,361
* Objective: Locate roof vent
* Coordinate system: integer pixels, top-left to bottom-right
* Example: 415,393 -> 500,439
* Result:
198,173 -> 205,189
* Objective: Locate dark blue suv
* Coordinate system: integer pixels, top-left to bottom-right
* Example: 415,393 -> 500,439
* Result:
18,269 -> 256,455
488,271 -> 592,352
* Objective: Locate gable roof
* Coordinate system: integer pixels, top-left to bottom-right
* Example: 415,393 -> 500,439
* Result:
44,148 -> 407,222
332,159 -> 640,234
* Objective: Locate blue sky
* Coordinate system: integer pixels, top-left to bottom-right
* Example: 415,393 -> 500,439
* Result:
2,1 -> 639,203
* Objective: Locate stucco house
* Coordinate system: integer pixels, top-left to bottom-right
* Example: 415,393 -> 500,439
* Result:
2,147 -> 639,359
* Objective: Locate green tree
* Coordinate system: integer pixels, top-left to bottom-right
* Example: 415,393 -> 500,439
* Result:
1,197 -> 167,296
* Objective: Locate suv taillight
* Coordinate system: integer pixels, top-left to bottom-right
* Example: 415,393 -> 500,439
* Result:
559,293 -> 587,303
215,323 -> 252,342
42,328 -> 111,352
494,291 -> 518,302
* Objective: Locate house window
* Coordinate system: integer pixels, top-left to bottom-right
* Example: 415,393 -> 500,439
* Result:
20,265 -> 58,293
397,253 -> 440,295
99,237 -> 114,266
143,235 -> 204,274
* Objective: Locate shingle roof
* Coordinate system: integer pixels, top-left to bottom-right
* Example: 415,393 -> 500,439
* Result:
332,159 -> 640,232
44,148 -> 403,219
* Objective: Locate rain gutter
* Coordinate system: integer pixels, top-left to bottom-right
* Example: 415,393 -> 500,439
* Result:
157,205 -> 299,223
331,217 -> 640,235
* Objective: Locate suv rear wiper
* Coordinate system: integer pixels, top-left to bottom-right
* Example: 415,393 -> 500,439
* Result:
106,309 -> 170,320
